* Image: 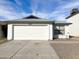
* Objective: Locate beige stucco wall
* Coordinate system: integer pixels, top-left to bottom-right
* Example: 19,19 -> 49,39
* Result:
67,14 -> 79,37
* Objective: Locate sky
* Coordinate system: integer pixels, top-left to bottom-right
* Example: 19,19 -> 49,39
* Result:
0,0 -> 79,21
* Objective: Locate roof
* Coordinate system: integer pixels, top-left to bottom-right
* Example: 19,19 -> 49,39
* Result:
0,15 -> 71,25
66,8 -> 79,19
54,21 -> 72,25
0,15 -> 53,24
66,13 -> 79,19
23,15 -> 40,19
0,20 -> 71,25
0,19 -> 53,24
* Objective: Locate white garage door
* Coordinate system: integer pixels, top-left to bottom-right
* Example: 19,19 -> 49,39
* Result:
13,25 -> 49,40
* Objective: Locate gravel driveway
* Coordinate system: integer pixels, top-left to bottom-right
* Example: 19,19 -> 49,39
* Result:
0,40 -> 59,59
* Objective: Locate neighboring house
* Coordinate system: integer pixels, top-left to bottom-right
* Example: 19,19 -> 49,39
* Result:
66,8 -> 79,38
0,15 -> 71,40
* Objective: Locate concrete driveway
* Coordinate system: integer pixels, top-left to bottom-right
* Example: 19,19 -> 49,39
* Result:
0,40 -> 59,59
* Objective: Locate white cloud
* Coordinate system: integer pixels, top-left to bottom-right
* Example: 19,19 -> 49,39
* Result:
48,0 -> 79,20
0,0 -> 79,21
14,0 -> 23,6
31,0 -> 79,20
0,0 -> 29,20
33,11 -> 50,19
31,0 -> 69,13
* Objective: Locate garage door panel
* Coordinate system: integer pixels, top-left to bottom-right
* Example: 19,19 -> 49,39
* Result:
13,25 -> 49,40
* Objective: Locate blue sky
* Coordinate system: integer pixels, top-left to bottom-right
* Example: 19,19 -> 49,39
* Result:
0,0 -> 79,21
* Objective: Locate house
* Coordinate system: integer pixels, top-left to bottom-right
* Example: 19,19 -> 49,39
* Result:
0,15 -> 71,40
66,8 -> 79,38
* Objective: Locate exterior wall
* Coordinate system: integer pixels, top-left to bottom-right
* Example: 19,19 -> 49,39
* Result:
7,24 -> 13,40
49,24 -> 53,40
67,14 -> 79,37
65,26 -> 70,38
7,24 -> 53,40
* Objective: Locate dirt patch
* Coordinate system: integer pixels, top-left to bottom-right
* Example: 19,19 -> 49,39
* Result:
0,38 -> 7,44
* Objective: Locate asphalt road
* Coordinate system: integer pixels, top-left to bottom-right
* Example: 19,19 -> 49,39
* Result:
50,40 -> 79,59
